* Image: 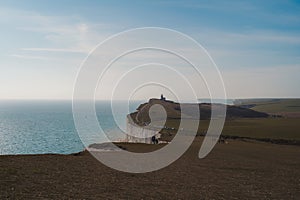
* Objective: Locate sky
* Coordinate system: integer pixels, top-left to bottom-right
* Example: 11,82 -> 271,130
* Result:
0,0 -> 300,100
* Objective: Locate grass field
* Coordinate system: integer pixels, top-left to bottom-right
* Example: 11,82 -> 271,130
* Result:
159,117 -> 300,141
135,98 -> 300,142
222,118 -> 300,140
235,98 -> 300,113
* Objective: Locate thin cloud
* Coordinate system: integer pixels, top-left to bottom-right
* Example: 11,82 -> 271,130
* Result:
8,54 -> 50,60
21,48 -> 87,53
0,7 -> 113,57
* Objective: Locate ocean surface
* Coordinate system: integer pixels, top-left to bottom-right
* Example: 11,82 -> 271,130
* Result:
0,99 -> 234,155
0,100 -> 141,155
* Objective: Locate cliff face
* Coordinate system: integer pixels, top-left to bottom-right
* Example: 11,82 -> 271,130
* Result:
130,98 -> 269,126
126,115 -> 161,144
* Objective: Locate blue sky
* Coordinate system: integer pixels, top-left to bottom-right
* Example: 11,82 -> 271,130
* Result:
0,0 -> 300,99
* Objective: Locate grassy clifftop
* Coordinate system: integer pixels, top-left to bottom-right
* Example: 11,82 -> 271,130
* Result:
234,98 -> 300,118
128,99 -> 300,143
130,98 -> 269,126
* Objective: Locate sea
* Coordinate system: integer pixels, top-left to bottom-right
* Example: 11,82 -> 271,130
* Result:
0,99 -> 234,155
0,100 -> 142,155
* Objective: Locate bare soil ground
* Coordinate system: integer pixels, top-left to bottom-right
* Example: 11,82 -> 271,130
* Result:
1,138 -> 299,199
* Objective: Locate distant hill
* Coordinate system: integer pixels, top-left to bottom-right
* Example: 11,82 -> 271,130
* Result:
234,98 -> 300,118
130,98 -> 269,125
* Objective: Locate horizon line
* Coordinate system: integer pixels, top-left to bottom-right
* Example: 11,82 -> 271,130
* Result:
0,97 -> 300,101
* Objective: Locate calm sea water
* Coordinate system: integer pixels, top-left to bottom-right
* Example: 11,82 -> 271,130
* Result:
0,99 -> 233,155
0,100 -> 141,155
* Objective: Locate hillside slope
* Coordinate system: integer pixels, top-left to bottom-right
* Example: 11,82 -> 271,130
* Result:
130,98 -> 269,125
235,98 -> 300,118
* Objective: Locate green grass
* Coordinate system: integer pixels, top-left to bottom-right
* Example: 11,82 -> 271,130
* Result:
237,99 -> 300,113
222,118 -> 300,140
157,118 -> 300,141
141,98 -> 300,141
